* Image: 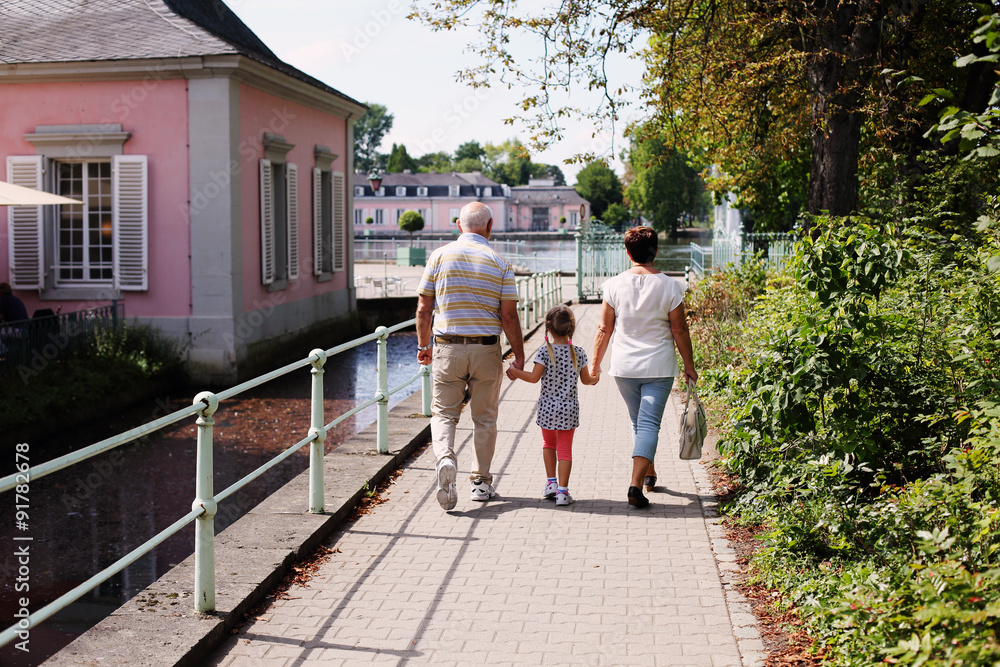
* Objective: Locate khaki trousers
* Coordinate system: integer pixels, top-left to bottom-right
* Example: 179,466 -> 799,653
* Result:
430,341 -> 503,484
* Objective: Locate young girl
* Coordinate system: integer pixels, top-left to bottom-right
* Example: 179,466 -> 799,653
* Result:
506,305 -> 598,506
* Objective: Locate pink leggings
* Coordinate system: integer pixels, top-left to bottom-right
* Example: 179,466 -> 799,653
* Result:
541,428 -> 575,461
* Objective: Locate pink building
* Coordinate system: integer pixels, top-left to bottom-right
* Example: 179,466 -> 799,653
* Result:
1,0 -> 365,383
353,171 -> 513,234
509,179 -> 591,231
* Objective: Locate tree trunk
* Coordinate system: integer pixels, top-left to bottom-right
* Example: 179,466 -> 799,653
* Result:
805,1 -> 882,217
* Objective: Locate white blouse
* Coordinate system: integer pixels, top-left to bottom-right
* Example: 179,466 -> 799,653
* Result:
601,271 -> 687,378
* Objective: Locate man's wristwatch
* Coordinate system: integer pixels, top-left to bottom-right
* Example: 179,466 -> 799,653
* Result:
417,343 -> 433,352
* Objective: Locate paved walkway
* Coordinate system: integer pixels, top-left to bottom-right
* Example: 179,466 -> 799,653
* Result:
207,304 -> 762,666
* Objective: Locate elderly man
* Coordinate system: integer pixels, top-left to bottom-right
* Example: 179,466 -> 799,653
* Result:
416,202 -> 525,510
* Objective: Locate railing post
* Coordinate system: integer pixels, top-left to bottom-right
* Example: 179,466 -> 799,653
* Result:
376,326 -> 390,454
576,232 -> 584,303
192,391 -> 219,614
309,349 -> 327,513
421,364 -> 432,416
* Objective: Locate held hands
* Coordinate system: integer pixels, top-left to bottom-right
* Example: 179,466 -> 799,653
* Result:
505,357 -> 525,381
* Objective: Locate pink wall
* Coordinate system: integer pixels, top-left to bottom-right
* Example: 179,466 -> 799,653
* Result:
352,198 -> 510,233
238,84 -> 349,314
0,79 -> 191,318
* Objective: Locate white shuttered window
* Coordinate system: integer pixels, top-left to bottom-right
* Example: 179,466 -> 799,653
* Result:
5,155 -> 149,292
113,155 -> 148,291
286,163 -> 299,280
332,171 -> 345,272
259,158 -> 275,285
6,156 -> 44,289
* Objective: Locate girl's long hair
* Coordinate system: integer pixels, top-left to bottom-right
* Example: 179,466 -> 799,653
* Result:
545,305 -> 578,375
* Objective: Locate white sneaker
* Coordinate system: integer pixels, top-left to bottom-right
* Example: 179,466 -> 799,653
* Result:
436,459 -> 457,510
543,480 -> 558,499
470,480 -> 497,502
555,490 -> 574,506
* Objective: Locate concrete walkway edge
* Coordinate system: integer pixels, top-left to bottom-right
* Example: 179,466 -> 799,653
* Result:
43,392 -> 433,667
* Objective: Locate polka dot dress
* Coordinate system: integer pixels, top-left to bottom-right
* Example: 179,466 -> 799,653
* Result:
533,344 -> 588,430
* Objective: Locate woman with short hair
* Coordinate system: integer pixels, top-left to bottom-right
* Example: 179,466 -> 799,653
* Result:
589,227 -> 698,508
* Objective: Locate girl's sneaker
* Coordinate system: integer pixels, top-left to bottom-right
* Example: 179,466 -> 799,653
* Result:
543,480 -> 558,499
555,490 -> 574,506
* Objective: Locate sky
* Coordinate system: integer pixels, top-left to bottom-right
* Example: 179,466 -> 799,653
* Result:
226,0 -> 649,184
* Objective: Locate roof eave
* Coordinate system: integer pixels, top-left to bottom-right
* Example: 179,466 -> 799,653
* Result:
0,54 -> 367,119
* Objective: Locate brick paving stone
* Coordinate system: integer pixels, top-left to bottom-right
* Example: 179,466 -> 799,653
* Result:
207,302 -> 759,666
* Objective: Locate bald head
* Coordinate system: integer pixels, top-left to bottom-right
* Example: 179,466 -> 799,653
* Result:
459,202 -> 493,235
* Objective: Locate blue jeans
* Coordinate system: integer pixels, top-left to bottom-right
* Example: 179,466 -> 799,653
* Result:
613,376 -> 674,461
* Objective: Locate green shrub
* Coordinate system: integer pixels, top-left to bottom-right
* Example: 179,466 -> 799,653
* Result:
1,323 -> 184,432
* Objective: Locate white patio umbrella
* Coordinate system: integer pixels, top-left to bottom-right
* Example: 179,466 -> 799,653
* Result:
0,180 -> 82,206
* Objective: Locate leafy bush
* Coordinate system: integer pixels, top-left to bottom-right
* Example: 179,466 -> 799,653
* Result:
707,189 -> 1000,665
1,323 -> 184,432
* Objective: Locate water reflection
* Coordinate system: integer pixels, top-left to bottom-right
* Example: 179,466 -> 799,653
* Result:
0,333 -> 421,665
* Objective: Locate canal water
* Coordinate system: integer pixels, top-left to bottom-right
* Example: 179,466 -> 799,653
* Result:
0,332 -> 422,666
356,237 -> 709,274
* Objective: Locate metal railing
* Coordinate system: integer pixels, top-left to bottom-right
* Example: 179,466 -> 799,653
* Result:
692,231 -> 799,280
686,243 -> 712,281
0,320 -> 431,647
575,225 -> 629,302
744,232 -> 798,268
515,270 -> 563,330
0,301 -> 123,377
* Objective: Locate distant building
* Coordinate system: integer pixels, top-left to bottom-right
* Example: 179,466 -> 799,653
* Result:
0,0 -> 365,383
509,179 -> 590,231
353,174 -> 590,234
353,171 -> 512,234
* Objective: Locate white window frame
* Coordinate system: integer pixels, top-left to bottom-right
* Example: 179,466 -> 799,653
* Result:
395,186 -> 407,197
417,186 -> 428,197
483,187 -> 492,197
375,186 -> 385,197
449,184 -> 460,197
374,209 -> 385,225
354,209 -> 363,226
6,148 -> 147,297
354,185 -> 364,197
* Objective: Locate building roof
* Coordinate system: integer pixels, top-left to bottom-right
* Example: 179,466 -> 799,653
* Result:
355,172 -> 503,188
0,0 -> 363,107
509,185 -> 588,206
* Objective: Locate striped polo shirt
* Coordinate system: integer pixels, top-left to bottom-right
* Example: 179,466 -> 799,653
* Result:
417,233 -> 519,336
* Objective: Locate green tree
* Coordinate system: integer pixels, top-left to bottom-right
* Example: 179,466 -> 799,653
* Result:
386,143 -> 417,173
483,139 -> 532,186
627,129 -> 711,234
454,141 -> 486,161
530,163 -> 566,185
413,2 -> 995,218
398,210 -> 425,245
452,157 -> 486,173
602,202 -> 631,230
575,161 -> 623,220
416,151 -> 453,172
353,102 -> 393,173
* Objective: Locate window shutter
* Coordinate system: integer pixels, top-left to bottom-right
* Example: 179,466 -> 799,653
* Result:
312,168 -> 323,276
112,155 -> 149,291
5,156 -> 44,290
332,171 -> 345,272
259,159 -> 274,285
286,162 -> 299,280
